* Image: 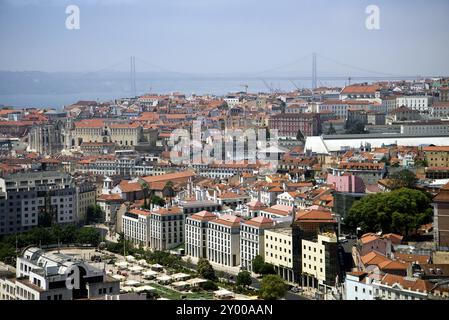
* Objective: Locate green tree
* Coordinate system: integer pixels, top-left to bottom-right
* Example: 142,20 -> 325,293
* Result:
258,275 -> 287,300
140,181 -> 151,210
76,227 -> 101,246
197,258 -> 216,281
414,158 -> 428,167
0,243 -> 16,264
388,169 -> 418,189
236,271 -> 252,288
380,157 -> 390,166
326,123 -> 337,135
259,263 -> 276,275
199,280 -> 218,291
150,195 -> 166,207
345,188 -> 433,236
296,129 -> 305,143
252,255 -> 265,274
163,181 -> 175,206
345,119 -> 366,134
252,255 -> 275,275
86,205 -> 104,224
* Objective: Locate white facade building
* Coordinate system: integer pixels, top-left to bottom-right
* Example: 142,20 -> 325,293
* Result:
207,215 -> 242,267
0,247 -> 119,300
396,96 -> 433,112
240,216 -> 275,272
344,272 -> 376,300
344,272 -> 432,300
148,207 -> 184,251
122,209 -> 151,247
224,96 -> 240,107
185,211 -> 217,259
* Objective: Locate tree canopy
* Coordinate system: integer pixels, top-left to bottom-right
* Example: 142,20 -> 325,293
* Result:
388,169 -> 418,189
345,119 -> 366,134
236,271 -> 252,287
0,225 -> 102,263
197,258 -> 216,281
326,123 -> 337,135
344,188 -> 433,236
150,195 -> 166,207
258,275 -> 287,300
296,129 -> 305,143
252,255 -> 276,275
86,204 -> 104,224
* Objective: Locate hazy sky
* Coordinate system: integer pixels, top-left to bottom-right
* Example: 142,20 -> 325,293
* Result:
1,0 -> 449,76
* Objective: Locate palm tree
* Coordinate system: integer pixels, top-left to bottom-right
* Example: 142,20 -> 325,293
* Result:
162,181 -> 175,207
140,181 -> 152,209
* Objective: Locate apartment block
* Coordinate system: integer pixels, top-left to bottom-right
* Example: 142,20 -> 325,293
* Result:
264,227 -> 295,283
301,232 -> 339,289
207,215 -> 242,267
185,211 -> 217,259
123,208 -> 151,247
240,216 -> 275,272
148,206 -> 184,251
0,171 -> 79,235
423,146 -> 449,167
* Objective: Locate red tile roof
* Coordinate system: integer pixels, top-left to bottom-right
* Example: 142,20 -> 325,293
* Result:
341,85 -> 381,94
243,216 -> 274,228
381,274 -> 432,293
142,171 -> 196,184
211,215 -> 242,228
189,211 -> 217,222
97,194 -> 123,202
74,119 -> 106,128
118,180 -> 143,193
152,206 -> 183,216
295,209 -> 336,223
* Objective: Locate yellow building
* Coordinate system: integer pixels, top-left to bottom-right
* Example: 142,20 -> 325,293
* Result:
264,227 -> 295,283
109,122 -> 142,147
423,146 -> 449,167
73,119 -> 105,146
301,232 -> 337,287
71,119 -> 142,149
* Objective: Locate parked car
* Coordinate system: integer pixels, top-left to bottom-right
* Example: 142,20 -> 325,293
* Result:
290,286 -> 303,293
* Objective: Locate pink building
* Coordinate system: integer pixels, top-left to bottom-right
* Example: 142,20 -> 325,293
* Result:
359,233 -> 392,257
327,173 -> 365,193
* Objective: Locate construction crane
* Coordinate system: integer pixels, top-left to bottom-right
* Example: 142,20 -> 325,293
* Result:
261,79 -> 274,94
240,84 -> 249,94
290,80 -> 300,91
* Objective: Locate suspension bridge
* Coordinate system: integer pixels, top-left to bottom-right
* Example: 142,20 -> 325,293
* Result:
79,52 -> 444,94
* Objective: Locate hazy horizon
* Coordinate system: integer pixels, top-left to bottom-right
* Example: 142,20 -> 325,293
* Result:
1,0 -> 449,76
1,0 -> 449,107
